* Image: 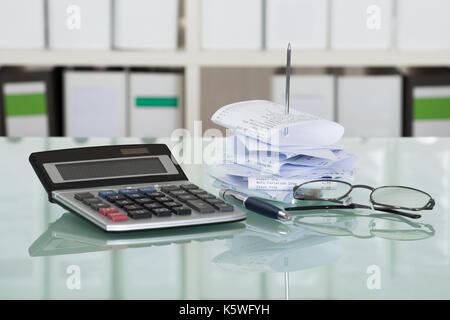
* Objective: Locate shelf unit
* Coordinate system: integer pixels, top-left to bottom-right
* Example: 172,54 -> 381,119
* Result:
0,0 -> 449,132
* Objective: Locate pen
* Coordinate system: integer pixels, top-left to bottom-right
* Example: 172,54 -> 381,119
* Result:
220,189 -> 292,221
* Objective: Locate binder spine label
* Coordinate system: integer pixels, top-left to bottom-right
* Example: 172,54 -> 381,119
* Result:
135,97 -> 178,108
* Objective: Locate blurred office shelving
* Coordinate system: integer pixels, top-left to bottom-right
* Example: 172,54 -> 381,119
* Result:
0,0 -> 449,134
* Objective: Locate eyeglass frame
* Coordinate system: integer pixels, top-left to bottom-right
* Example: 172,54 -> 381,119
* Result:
286,180 -> 435,219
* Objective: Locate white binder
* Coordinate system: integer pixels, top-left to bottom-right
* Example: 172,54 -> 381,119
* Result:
272,74 -> 335,121
201,0 -> 262,50
397,0 -> 450,50
48,0 -> 111,50
337,74 -> 402,137
64,71 -> 127,137
330,0 -> 393,50
114,0 -> 179,50
129,72 -> 183,138
0,0 -> 45,49
265,0 -> 328,50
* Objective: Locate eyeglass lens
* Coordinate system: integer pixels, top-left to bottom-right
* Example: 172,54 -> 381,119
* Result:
294,180 -> 351,200
371,187 -> 431,209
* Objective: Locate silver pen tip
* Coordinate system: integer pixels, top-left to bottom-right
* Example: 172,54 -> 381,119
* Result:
278,210 -> 292,221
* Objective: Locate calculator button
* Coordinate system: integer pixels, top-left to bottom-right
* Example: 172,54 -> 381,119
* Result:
196,193 -> 216,200
128,209 -> 152,219
180,184 -> 199,190
154,196 -> 172,203
83,197 -> 103,205
160,185 -> 180,192
125,193 -> 145,199
123,204 -> 143,212
98,190 -> 118,198
90,202 -> 110,210
98,207 -> 119,216
106,195 -> 126,203
138,187 -> 157,194
147,192 -> 165,198
211,203 -> 234,212
177,194 -> 198,202
119,189 -> 140,195
172,207 -> 192,215
168,190 -> 189,197
152,208 -> 172,217
185,200 -> 215,213
189,189 -> 207,195
74,192 -> 95,201
164,201 -> 183,208
144,203 -> 164,210
114,199 -> 135,207
134,198 -> 154,205
107,212 -> 128,222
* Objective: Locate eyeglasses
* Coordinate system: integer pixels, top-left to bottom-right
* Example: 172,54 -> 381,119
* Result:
286,180 -> 435,219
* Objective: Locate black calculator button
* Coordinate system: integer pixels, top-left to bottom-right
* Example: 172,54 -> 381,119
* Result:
134,198 -> 154,205
90,202 -> 110,210
206,199 -> 225,205
147,192 -> 165,198
196,193 -> 216,200
75,192 -> 95,201
123,204 -> 143,212
186,200 -> 215,213
115,199 -> 135,208
211,203 -> 234,212
125,193 -> 145,199
160,185 -> 180,192
180,184 -> 199,190
106,195 -> 127,203
168,190 -> 189,197
189,189 -> 207,195
172,207 -> 192,215
152,208 -> 172,217
154,196 -> 172,203
177,194 -> 198,202
144,202 -> 164,210
165,201 -> 183,208
83,197 -> 103,205
128,209 -> 152,219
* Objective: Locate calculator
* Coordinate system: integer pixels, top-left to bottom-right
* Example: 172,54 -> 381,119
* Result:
30,144 -> 246,232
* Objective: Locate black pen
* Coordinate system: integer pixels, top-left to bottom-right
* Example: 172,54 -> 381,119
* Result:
220,189 -> 292,221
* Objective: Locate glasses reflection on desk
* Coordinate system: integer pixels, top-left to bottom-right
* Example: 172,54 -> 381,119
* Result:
292,210 -> 435,241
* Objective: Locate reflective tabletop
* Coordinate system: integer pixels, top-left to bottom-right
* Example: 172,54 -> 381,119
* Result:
0,137 -> 449,299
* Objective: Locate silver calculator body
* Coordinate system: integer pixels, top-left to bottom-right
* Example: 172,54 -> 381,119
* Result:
30,144 -> 246,232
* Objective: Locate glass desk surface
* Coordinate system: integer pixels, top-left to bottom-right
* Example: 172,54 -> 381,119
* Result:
0,137 -> 449,300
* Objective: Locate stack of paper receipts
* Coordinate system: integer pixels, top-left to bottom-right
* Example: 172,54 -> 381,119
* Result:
209,100 -> 357,202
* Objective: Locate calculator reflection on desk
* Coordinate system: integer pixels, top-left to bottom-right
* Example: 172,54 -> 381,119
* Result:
30,144 -> 246,232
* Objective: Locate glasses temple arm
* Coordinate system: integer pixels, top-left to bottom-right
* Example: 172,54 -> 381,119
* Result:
285,203 -> 422,219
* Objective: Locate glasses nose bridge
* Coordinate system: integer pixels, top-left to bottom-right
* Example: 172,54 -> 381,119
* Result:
351,184 -> 375,191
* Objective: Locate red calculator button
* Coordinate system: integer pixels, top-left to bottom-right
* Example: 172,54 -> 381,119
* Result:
99,207 -> 119,216
107,213 -> 128,222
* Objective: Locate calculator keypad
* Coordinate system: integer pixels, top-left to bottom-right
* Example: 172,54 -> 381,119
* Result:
73,184 -> 234,223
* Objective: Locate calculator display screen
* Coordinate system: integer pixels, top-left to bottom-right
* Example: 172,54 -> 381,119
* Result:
55,157 -> 167,181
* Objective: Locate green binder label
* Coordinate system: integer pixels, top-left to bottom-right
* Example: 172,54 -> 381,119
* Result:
414,97 -> 450,120
135,97 -> 178,108
5,93 -> 47,117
